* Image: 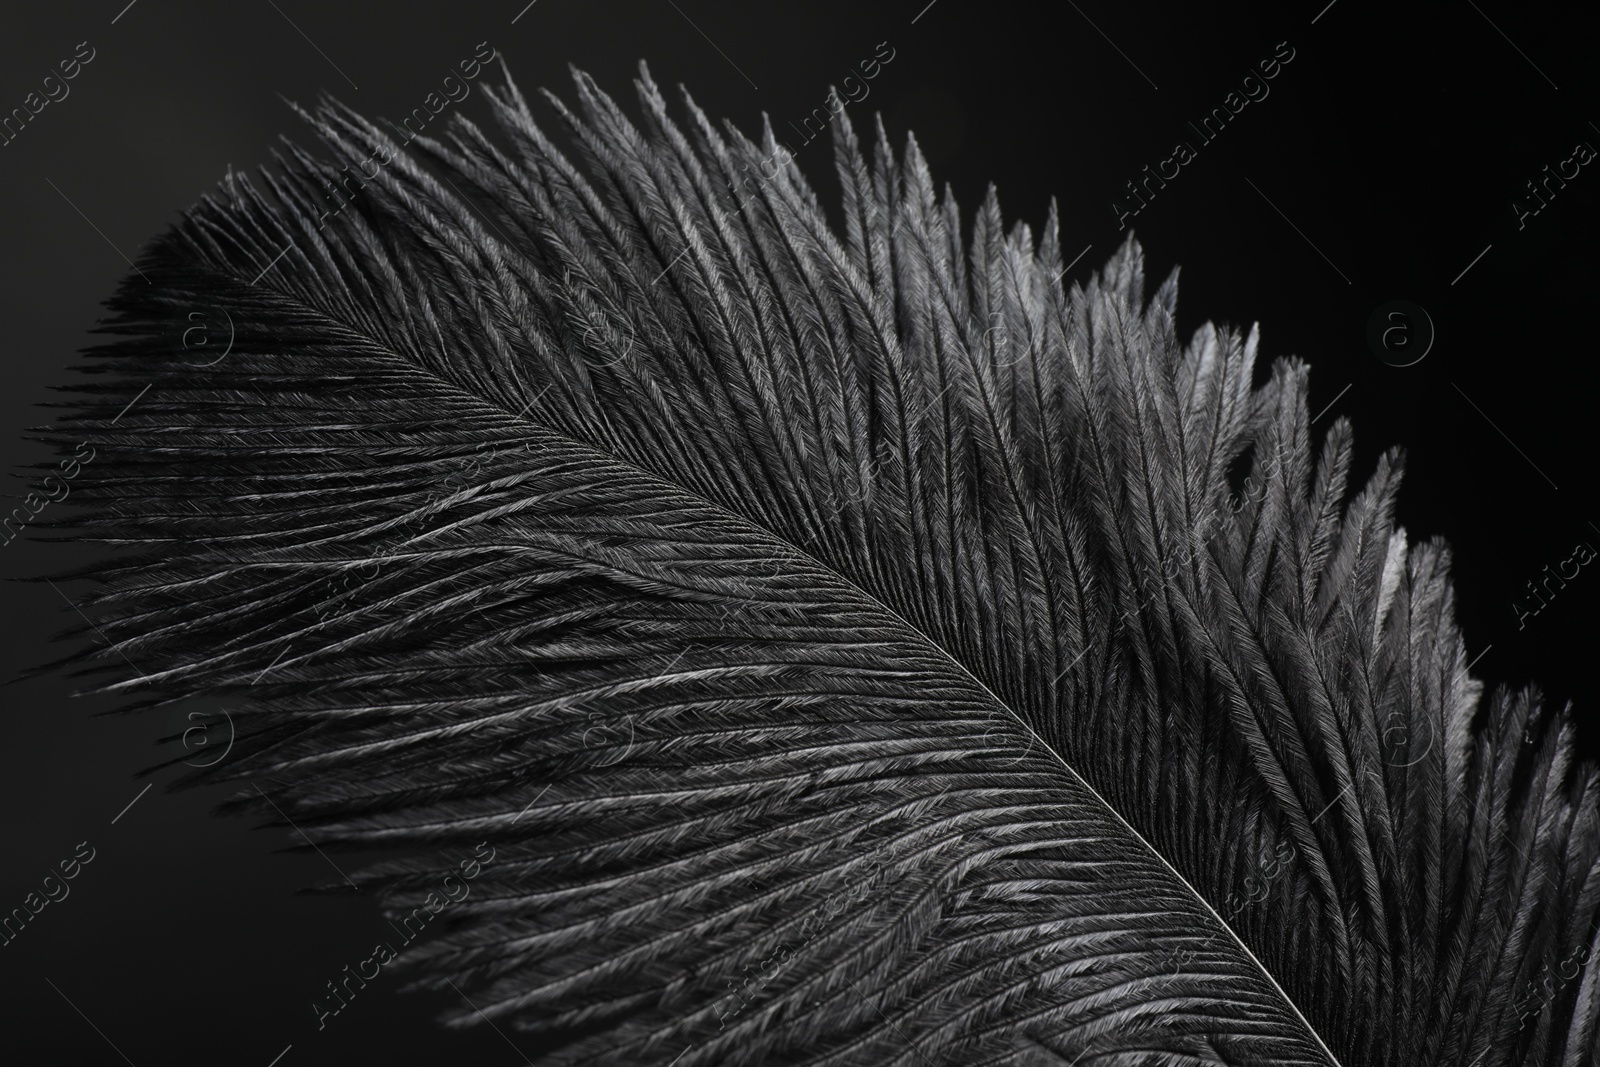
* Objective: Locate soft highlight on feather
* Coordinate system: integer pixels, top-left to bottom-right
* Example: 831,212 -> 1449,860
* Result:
32,61 -> 1600,1066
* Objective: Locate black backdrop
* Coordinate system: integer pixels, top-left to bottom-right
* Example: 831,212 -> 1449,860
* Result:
1,1 -> 1595,1062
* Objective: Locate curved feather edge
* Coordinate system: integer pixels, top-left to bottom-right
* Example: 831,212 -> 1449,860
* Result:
24,61 -> 1600,1067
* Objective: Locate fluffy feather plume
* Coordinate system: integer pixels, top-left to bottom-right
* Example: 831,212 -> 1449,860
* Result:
33,62 -> 1600,1066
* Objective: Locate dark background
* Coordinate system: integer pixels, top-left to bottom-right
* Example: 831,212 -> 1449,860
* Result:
1,1 -> 1595,1063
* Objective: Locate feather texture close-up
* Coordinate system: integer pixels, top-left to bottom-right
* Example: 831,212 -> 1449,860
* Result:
20,53 -> 1600,1067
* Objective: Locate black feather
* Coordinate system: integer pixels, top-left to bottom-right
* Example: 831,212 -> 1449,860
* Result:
32,61 -> 1600,1066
